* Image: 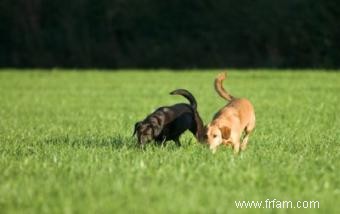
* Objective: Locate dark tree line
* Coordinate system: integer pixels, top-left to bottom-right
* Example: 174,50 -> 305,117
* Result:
0,0 -> 339,68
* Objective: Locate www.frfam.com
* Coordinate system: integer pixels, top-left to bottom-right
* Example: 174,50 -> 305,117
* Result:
235,199 -> 320,209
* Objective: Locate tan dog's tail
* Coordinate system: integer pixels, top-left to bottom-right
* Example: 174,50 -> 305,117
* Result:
214,72 -> 235,101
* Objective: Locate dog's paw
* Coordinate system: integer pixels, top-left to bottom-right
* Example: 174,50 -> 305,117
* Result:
211,148 -> 217,154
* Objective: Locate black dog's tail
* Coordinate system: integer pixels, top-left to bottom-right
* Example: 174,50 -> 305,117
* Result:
170,89 -> 205,143
170,89 -> 197,109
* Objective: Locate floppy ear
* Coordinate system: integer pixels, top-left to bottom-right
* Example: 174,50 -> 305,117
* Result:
220,127 -> 231,139
152,124 -> 162,137
199,125 -> 209,142
133,122 -> 142,136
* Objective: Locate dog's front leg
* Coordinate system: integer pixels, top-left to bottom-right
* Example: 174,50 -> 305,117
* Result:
231,133 -> 241,154
222,139 -> 233,147
233,142 -> 240,154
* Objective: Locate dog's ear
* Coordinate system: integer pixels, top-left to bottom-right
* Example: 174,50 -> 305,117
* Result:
152,124 -> 162,137
133,122 -> 142,136
220,127 -> 231,139
199,125 -> 208,142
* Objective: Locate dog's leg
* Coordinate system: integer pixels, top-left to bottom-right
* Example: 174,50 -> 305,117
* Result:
233,141 -> 240,154
159,136 -> 167,147
241,130 -> 250,151
241,118 -> 255,151
174,138 -> 181,147
222,139 -> 233,147
231,133 -> 241,154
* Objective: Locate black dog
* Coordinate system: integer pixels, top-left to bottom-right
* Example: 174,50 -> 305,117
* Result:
133,89 -> 204,146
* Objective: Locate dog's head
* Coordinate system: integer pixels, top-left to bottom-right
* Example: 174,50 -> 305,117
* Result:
133,120 -> 161,145
204,124 -> 231,153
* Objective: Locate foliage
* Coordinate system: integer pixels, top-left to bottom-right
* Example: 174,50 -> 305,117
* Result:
0,0 -> 339,68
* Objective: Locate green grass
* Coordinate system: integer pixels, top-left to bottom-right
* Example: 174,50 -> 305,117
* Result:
0,70 -> 339,214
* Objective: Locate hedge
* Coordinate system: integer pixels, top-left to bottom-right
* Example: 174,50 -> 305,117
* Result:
0,0 -> 339,68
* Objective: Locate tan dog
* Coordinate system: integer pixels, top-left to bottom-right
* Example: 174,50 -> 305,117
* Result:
205,72 -> 255,153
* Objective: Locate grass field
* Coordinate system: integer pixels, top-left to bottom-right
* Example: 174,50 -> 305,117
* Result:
0,70 -> 339,214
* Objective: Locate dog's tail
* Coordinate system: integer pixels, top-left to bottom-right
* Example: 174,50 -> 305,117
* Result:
170,89 -> 205,143
170,89 -> 197,109
214,72 -> 235,101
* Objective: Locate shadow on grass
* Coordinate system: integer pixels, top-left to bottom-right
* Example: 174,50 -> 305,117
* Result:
42,134 -> 137,150
41,134 -> 194,151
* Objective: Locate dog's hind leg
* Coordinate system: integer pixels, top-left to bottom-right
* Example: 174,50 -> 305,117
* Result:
174,138 -> 181,147
241,130 -> 250,151
241,120 -> 255,151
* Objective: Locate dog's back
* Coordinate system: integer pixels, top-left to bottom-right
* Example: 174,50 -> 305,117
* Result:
213,98 -> 255,128
150,103 -> 193,125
